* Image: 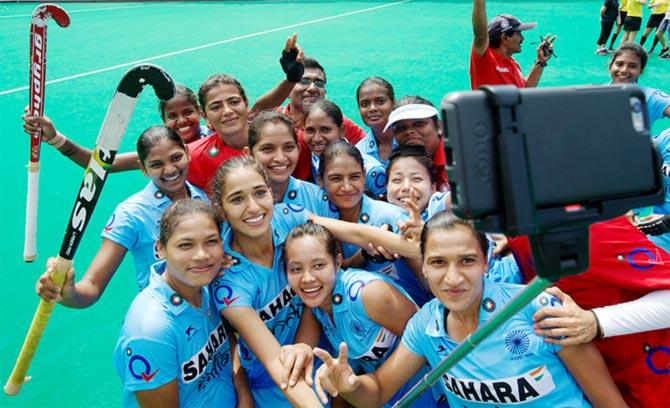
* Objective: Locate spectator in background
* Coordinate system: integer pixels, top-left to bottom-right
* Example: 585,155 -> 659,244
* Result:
596,0 -> 620,55
470,0 -> 556,88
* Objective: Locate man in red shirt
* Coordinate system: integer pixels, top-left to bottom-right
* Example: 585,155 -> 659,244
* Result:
470,0 -> 556,89
383,97 -> 449,192
280,57 -> 366,180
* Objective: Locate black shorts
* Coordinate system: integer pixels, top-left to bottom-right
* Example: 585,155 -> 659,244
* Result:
618,10 -> 628,25
624,16 -> 642,31
646,13 -> 665,28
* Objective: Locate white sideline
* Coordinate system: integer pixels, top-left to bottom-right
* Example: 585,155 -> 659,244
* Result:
0,0 -> 410,96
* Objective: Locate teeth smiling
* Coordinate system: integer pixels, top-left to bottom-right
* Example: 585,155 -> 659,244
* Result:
302,286 -> 322,294
244,214 -> 265,224
163,173 -> 181,181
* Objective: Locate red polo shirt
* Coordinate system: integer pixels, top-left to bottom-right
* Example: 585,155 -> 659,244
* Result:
432,137 -> 449,192
470,46 -> 525,89
186,133 -> 244,192
507,216 -> 670,408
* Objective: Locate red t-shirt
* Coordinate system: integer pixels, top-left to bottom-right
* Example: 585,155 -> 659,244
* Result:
278,104 -> 366,181
470,46 -> 525,89
432,137 -> 449,192
507,216 -> 670,408
186,133 -> 244,192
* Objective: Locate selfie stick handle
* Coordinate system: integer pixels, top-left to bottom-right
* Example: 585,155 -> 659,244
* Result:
393,277 -> 551,408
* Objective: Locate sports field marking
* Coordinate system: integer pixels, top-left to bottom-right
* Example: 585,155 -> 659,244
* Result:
0,4 -> 154,19
0,0 -> 411,96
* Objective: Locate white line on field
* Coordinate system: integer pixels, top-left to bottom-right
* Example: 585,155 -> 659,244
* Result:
0,0 -> 410,96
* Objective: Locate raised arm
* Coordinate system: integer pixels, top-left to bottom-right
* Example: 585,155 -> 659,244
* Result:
222,307 -> 323,407
309,214 -> 422,260
472,0 -> 490,56
23,112 -> 139,172
250,33 -> 304,114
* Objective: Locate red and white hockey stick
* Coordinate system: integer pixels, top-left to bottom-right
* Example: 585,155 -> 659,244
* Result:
24,4 -> 70,262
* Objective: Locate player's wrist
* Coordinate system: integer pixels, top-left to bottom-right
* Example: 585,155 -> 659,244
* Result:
534,59 -> 548,68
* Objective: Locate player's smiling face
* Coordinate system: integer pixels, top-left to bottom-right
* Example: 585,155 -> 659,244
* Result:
422,226 -> 487,315
250,122 -> 300,186
202,84 -> 249,141
286,235 -> 339,310
386,157 -> 435,212
218,167 -> 274,240
163,95 -> 201,143
158,213 -> 223,292
140,138 -> 190,200
357,83 -> 394,131
304,108 -> 343,157
392,117 -> 440,154
609,51 -> 643,84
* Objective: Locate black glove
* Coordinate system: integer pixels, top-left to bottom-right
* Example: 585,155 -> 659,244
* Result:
637,214 -> 670,236
280,48 -> 304,83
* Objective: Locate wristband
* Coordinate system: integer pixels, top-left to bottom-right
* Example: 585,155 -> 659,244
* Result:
361,249 -> 394,264
591,309 -> 604,338
535,60 -> 548,68
50,133 -> 67,149
280,49 -> 304,83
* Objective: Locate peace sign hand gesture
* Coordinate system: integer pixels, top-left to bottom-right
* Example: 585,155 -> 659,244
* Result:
313,343 -> 359,404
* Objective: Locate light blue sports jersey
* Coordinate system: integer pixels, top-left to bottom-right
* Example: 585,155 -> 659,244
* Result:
101,181 -> 208,291
211,203 -> 308,397
279,176 -> 322,213
653,128 -> 670,214
113,262 -> 235,408
318,193 -> 432,306
355,130 -> 397,167
643,86 -> 670,129
312,269 -> 437,407
311,151 -> 388,198
402,279 -> 591,408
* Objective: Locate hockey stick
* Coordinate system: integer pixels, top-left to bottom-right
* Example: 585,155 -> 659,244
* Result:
24,4 -> 70,263
4,64 -> 175,396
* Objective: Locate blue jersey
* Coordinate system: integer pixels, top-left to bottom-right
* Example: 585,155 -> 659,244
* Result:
101,181 -> 208,291
311,151 -> 388,198
211,204 -> 308,393
312,269 -> 437,407
643,86 -> 670,129
113,262 -> 235,408
653,128 -> 670,214
402,280 -> 591,408
279,176 -> 322,213
355,130 -> 397,167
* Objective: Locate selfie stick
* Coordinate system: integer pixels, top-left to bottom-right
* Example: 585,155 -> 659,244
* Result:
394,85 -> 661,407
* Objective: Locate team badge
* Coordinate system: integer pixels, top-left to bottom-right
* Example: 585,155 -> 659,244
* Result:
208,147 -> 219,157
332,293 -> 343,305
505,330 -> 530,355
482,297 -> 496,312
170,293 -> 183,306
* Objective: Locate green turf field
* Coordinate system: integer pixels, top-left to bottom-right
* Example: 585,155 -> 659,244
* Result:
1,1 -> 668,406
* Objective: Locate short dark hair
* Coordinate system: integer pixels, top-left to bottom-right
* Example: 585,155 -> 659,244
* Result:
248,111 -> 297,150
610,43 -> 648,73
198,73 -> 248,111
303,57 -> 327,83
159,199 -> 220,247
136,126 -> 186,164
307,99 -> 343,128
318,140 -> 364,179
420,210 -> 489,259
158,84 -> 199,120
387,145 -> 435,184
356,76 -> 395,103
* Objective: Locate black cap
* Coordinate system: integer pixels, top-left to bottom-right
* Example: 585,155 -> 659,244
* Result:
488,14 -> 537,36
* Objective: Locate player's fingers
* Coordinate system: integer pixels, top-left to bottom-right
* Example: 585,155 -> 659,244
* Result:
338,342 -> 349,363
532,306 -> 566,323
296,47 -> 305,64
280,349 -> 296,389
304,354 -> 314,387
313,347 -> 335,367
289,351 -> 306,387
314,368 -> 329,404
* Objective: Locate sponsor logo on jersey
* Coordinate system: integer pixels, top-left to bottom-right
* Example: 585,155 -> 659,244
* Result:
182,322 -> 228,383
185,325 -> 198,342
258,284 -> 297,322
348,280 -> 366,301
441,365 -> 556,404
496,66 -> 511,73
128,354 -> 159,382
213,283 -> 238,306
360,327 -> 397,361
645,345 -> 670,375
627,247 -> 663,270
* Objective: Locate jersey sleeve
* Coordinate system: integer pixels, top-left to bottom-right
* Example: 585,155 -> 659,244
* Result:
115,335 -> 178,393
365,161 -> 388,198
400,307 -> 429,358
211,272 -> 258,312
524,291 -> 563,354
101,204 -> 139,250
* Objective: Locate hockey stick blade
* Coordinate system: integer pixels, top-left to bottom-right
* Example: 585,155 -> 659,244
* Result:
117,63 -> 175,100
32,4 -> 70,28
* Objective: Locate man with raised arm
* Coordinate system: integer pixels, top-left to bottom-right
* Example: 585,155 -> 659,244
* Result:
470,0 -> 557,89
